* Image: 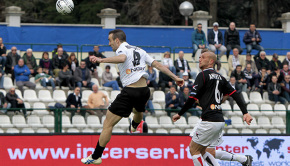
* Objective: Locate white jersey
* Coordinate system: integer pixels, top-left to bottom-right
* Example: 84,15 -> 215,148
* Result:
116,42 -> 155,87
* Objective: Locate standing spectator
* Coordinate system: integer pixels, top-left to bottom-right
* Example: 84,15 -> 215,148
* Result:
59,63 -> 75,90
165,86 -> 180,116
281,64 -> 290,76
243,24 -> 264,58
23,48 -> 37,76
179,87 -> 201,116
74,61 -> 94,90
102,65 -> 119,90
66,87 -> 85,120
0,37 -> 7,70
228,48 -> 245,74
0,68 -> 4,89
231,65 -> 247,92
208,22 -> 227,60
35,67 -> 55,91
93,45 -> 106,66
256,67 -> 270,95
282,52 -> 290,69
67,52 -> 79,75
146,66 -> 158,90
0,91 -> 8,114
39,52 -> 53,75
179,72 -> 194,92
85,52 -> 99,79
270,53 -> 282,71
224,22 -> 243,59
281,75 -> 290,103
192,23 -> 207,57
244,64 -> 258,91
270,67 -> 284,83
245,53 -> 258,73
268,75 -> 287,104
14,59 -> 36,93
6,88 -> 26,117
6,46 -> 21,82
174,51 -> 196,79
158,71 -> 174,92
52,47 -> 68,77
255,51 -> 271,73
161,51 -> 176,74
52,44 -> 68,58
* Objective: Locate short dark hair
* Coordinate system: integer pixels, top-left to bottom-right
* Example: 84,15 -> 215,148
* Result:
81,60 -> 86,64
197,23 -> 202,26
109,29 -> 126,42
230,76 -> 236,80
274,66 -> 280,71
236,65 -> 242,68
246,53 -> 251,57
105,65 -> 111,69
88,51 -> 94,56
261,67 -> 267,70
62,62 -> 68,68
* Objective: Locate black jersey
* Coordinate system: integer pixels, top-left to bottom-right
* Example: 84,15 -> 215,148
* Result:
189,68 -> 236,122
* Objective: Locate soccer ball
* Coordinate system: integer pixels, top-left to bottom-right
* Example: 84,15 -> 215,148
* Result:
56,0 -> 74,15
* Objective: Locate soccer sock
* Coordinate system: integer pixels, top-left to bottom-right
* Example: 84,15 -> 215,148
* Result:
92,141 -> 105,159
203,152 -> 220,166
215,150 -> 247,163
192,154 -> 205,166
132,120 -> 140,129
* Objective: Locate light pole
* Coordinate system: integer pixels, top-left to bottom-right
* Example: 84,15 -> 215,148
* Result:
179,1 -> 194,26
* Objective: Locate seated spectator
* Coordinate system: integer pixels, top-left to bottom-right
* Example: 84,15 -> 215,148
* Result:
174,51 -> 196,79
245,53 -> 258,73
281,64 -> 290,76
6,46 -> 21,82
192,23 -> 207,57
227,77 -> 245,109
14,59 -> 36,93
23,48 -> 37,76
66,87 -> 85,120
52,44 -> 68,59
282,52 -> 290,70
255,51 -> 271,74
85,52 -> 99,80
102,65 -> 119,90
52,47 -> 68,77
161,51 -> 176,74
165,86 -> 180,116
67,52 -> 79,75
243,24 -> 264,57
39,52 -> 53,75
35,67 -> 55,91
281,75 -> 290,103
145,99 -> 155,116
6,87 -> 26,117
179,72 -> 194,92
268,75 -> 287,104
208,22 -> 227,60
84,85 -> 109,120
256,67 -> 270,95
270,53 -> 282,71
0,91 -> 9,114
231,65 -> 247,92
0,68 -> 4,89
59,63 -> 75,90
146,66 -> 158,90
93,45 -> 106,66
270,67 -> 284,83
224,22 -> 243,59
74,61 -> 94,90
158,71 -> 174,92
244,64 -> 258,91
228,48 -> 245,74
179,87 -> 201,116
0,37 -> 7,70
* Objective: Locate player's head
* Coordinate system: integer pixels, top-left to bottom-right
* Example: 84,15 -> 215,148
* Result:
92,84 -> 98,93
199,51 -> 217,70
108,29 -> 126,51
271,75 -> 277,83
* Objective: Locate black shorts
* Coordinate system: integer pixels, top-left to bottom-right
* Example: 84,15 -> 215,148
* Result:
109,87 -> 150,117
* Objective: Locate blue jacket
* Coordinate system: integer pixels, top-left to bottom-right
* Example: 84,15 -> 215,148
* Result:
14,65 -> 31,82
243,29 -> 262,45
191,29 -> 206,45
165,92 -> 180,108
146,69 -> 157,81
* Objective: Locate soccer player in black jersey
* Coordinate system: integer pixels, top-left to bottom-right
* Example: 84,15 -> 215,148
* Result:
173,51 -> 253,166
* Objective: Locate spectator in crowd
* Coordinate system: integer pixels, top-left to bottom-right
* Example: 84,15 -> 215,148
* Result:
93,45 -> 106,67
0,68 -> 4,89
0,91 -> 8,114
0,37 -> 7,70
145,99 -> 155,115
52,47 -> 68,77
244,63 -> 258,91
102,65 -> 119,90
231,65 -> 247,92
158,71 -> 174,92
14,59 -> 36,93
281,75 -> 290,103
39,52 -> 53,75
6,46 -> 21,82
52,44 -> 68,58
208,22 -> 227,60
268,75 -> 287,104
67,52 -> 79,75
35,67 -> 55,91
255,51 -> 271,73
192,23 -> 207,57
245,53 -> 258,73
146,66 -> 158,90
270,53 -> 282,71
243,24 -> 264,58
174,51 -> 196,79
282,52 -> 290,70
228,48 -> 245,74
179,72 -> 194,92
270,67 -> 284,83
256,67 -> 270,95
281,64 -> 290,76
59,63 -> 75,90
6,87 -> 26,117
165,86 -> 180,116
161,51 -> 176,74
23,48 -> 37,76
84,85 -> 109,120
85,52 -> 99,80
179,87 -> 201,116
228,76 -> 245,109
66,87 -> 85,120
74,61 -> 94,90
224,22 -> 243,59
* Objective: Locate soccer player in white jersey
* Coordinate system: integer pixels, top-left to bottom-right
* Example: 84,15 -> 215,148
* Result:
81,29 -> 184,165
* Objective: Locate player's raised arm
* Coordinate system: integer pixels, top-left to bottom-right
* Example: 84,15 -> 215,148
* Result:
90,54 -> 126,64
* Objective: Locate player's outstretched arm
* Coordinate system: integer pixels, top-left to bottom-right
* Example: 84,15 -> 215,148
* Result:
231,92 -> 253,125
90,54 -> 126,64
151,61 -> 184,87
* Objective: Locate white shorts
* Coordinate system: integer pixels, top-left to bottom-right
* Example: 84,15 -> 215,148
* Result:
189,120 -> 225,147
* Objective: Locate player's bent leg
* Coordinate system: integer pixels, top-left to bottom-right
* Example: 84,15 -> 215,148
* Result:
189,140 -> 207,166
130,109 -> 143,132
214,149 -> 252,166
